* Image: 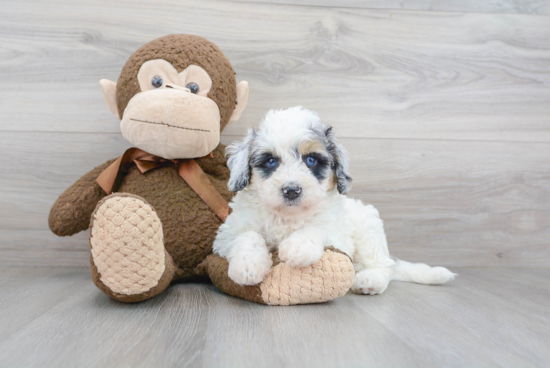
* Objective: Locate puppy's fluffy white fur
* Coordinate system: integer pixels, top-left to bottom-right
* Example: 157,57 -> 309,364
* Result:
214,107 -> 456,294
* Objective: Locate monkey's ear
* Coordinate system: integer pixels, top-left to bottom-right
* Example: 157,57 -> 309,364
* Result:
99,79 -> 120,119
228,81 -> 249,125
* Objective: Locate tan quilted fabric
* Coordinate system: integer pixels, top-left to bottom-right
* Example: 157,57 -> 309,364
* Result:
90,194 -> 165,295
260,249 -> 355,306
204,248 -> 355,306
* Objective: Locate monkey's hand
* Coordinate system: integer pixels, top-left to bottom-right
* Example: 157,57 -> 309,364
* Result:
48,158 -> 117,237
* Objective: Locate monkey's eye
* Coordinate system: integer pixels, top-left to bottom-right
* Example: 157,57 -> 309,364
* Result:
305,156 -> 317,167
186,82 -> 199,94
266,158 -> 278,168
151,75 -> 163,88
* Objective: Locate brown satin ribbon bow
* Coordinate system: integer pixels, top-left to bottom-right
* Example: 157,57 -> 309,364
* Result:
96,147 -> 229,221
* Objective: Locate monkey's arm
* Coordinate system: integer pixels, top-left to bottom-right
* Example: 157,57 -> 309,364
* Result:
203,248 -> 355,306
49,158 -> 117,236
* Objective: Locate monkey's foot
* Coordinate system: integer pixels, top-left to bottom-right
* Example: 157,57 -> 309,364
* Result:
205,247 -> 355,306
89,193 -> 175,302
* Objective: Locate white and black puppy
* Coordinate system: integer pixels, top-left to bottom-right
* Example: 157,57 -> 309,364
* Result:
214,107 -> 455,295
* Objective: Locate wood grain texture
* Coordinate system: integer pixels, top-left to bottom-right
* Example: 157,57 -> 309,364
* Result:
0,266 -> 549,367
0,0 -> 549,142
227,0 -> 550,15
0,267 -> 90,341
1,132 -> 548,267
0,0 -> 549,268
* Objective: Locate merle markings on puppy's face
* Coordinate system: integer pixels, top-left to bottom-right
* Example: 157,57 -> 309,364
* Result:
250,152 -> 280,179
324,127 -> 353,195
226,107 -> 352,215
302,152 -> 331,182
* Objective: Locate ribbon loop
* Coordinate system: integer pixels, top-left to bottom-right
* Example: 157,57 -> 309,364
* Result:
96,148 -> 229,221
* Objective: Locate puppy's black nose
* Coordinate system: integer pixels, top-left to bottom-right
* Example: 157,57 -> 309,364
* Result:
282,185 -> 302,200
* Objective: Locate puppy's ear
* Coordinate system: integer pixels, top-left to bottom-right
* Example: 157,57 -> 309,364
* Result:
226,129 -> 256,192
325,127 -> 352,194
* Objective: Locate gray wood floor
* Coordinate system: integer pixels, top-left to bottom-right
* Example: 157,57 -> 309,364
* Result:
1,1 -> 549,366
0,266 -> 548,368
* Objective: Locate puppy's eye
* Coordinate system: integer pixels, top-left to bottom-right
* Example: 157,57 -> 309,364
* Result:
151,75 -> 163,88
186,82 -> 199,94
266,158 -> 278,168
305,156 -> 317,167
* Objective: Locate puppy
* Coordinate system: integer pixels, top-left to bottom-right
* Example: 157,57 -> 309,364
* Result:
214,107 -> 455,295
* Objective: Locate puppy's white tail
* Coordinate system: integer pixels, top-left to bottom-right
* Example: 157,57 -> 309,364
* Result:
392,258 -> 457,285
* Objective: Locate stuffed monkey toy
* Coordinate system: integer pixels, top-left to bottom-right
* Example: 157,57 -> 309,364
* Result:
49,34 -> 354,305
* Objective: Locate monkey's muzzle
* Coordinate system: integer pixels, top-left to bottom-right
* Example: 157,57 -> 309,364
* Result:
120,89 -> 221,159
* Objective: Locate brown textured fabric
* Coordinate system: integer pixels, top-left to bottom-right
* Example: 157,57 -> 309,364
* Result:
95,148 -> 215,195
96,148 -> 169,194
204,255 -> 266,304
49,158 -> 117,236
95,147 -> 229,221
116,34 -> 237,132
115,144 -> 234,280
49,144 -> 232,280
177,159 -> 229,221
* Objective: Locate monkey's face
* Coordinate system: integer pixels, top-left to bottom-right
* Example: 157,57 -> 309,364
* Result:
120,59 -> 221,159
99,35 -> 249,160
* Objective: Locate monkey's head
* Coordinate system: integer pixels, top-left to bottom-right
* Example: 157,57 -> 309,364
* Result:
99,34 -> 249,159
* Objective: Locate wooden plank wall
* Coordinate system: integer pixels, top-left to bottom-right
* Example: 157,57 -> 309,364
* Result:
0,0 -> 549,267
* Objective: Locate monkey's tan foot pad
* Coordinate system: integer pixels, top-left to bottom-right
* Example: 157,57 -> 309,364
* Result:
205,248 -> 355,306
90,193 -> 165,296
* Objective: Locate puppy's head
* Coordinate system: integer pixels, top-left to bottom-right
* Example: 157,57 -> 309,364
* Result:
226,106 -> 352,216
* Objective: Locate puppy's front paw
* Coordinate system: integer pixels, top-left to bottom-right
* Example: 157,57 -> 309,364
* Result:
228,252 -> 273,286
278,234 -> 324,268
351,269 -> 391,295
